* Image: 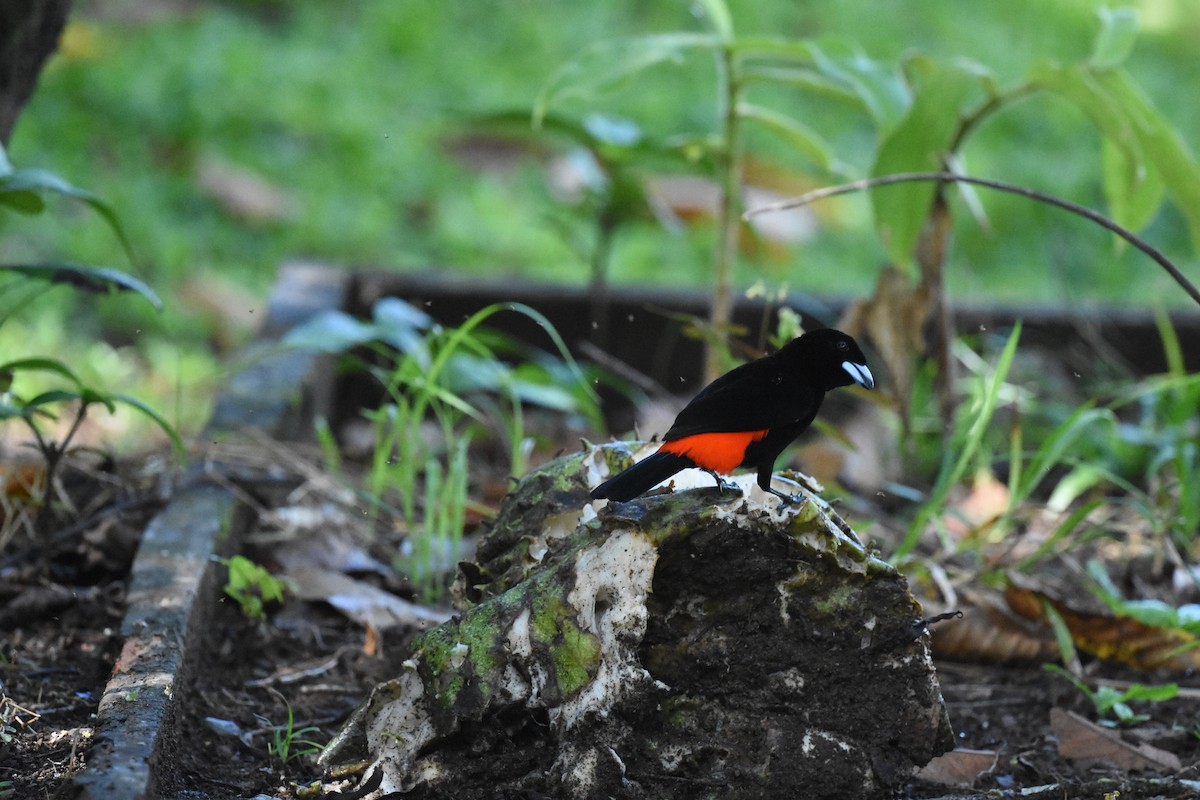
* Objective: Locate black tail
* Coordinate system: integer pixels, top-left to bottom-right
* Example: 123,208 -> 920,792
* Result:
590,451 -> 693,502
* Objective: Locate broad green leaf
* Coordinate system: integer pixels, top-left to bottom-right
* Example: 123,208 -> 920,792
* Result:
372,296 -> 433,353
1033,63 -> 1200,254
872,56 -> 995,267
24,389 -> 84,410
282,309 -> 378,353
0,168 -> 136,263
535,33 -> 718,124
944,152 -> 989,230
807,39 -> 911,132
696,0 -> 734,41
0,142 -> 11,177
736,102 -> 838,173
740,65 -> 858,105
736,38 -> 910,132
0,187 -> 45,215
1096,69 -> 1200,254
0,357 -> 83,387
1090,7 -> 1138,70
113,392 -> 186,458
1101,136 -> 1164,237
0,264 -> 162,311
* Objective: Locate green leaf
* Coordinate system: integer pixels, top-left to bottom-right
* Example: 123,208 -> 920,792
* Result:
807,39 -> 911,133
113,392 -> 186,459
740,65 -> 859,104
871,56 -> 995,267
1032,63 -> 1200,253
736,102 -> 839,173
0,142 -> 12,177
1095,69 -> 1200,254
1090,7 -> 1138,70
0,264 -> 163,311
0,187 -> 45,215
282,309 -> 379,353
696,0 -> 734,41
0,168 -> 137,264
24,389 -> 84,410
0,357 -> 83,388
535,33 -> 718,124
1102,136 -> 1164,237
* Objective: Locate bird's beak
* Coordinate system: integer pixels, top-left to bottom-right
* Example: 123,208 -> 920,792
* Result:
842,361 -> 874,390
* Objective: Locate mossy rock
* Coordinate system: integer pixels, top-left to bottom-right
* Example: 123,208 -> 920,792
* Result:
322,444 -> 953,799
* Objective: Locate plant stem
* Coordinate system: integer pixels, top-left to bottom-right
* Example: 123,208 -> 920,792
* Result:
706,42 -> 744,384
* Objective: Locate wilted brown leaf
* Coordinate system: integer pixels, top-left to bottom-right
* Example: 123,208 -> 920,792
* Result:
930,587 -> 1059,664
1051,708 -> 1182,772
1005,581 -> 1200,674
915,748 -> 999,786
838,264 -> 931,431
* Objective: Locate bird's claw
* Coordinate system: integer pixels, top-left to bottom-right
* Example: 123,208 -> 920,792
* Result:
765,487 -> 804,506
704,470 -> 743,495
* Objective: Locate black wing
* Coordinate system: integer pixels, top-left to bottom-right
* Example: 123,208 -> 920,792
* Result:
663,355 -> 821,440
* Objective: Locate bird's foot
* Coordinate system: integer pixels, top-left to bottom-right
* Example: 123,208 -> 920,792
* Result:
764,486 -> 805,506
704,470 -> 743,495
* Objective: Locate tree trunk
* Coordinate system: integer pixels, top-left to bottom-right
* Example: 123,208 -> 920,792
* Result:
0,0 -> 71,146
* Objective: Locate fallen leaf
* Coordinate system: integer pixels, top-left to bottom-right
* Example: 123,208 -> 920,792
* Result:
930,587 -> 1059,664
915,748 -> 998,786
286,566 -> 450,632
1006,580 -> 1200,673
196,155 -> 295,224
838,264 -> 931,432
1051,708 -> 1182,772
941,469 -> 1010,539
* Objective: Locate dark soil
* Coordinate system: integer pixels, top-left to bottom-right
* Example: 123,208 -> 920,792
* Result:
0,460 -> 161,800
3,459 -> 1200,800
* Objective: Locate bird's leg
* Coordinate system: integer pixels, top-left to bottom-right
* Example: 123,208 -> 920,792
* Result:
703,469 -> 742,494
764,485 -> 805,505
758,468 -> 803,505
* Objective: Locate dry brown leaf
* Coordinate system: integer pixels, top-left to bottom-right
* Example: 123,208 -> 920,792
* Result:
286,566 -> 450,632
941,469 -> 1010,540
196,155 -> 295,224
1005,581 -> 1200,674
930,587 -> 1059,664
0,462 -> 45,502
1051,708 -> 1182,772
838,264 -> 931,427
915,748 -> 998,786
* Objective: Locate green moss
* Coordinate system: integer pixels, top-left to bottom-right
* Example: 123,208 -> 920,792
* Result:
812,581 -> 860,617
530,590 -> 602,699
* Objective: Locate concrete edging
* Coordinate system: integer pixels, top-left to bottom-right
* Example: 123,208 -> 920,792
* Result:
73,263 -> 349,800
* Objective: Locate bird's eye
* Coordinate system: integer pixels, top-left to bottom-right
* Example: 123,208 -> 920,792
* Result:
837,340 -> 849,351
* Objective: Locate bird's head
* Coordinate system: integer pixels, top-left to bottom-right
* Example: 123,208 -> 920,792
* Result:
790,328 -> 874,392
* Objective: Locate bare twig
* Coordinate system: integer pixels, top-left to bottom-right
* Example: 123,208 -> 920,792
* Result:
744,171 -> 1200,308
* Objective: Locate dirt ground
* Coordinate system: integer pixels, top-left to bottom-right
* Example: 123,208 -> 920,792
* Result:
3,458 -> 1200,800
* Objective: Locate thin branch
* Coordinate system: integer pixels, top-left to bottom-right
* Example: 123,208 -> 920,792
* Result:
744,171 -> 1200,308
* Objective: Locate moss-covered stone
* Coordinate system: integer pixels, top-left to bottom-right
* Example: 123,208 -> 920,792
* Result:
322,444 -> 952,800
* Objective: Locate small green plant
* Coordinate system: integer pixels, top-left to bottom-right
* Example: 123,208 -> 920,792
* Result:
894,323 -> 1023,560
1046,665 -> 1178,726
221,555 -> 287,621
285,298 -> 601,602
263,693 -> 323,765
0,143 -> 184,541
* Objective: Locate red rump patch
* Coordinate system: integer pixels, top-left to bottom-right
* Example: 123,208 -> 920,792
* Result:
659,430 -> 769,474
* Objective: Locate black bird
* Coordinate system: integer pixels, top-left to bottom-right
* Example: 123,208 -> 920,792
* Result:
591,328 -> 873,503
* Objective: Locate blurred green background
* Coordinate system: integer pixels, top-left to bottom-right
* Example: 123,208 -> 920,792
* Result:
2,0 -> 1198,443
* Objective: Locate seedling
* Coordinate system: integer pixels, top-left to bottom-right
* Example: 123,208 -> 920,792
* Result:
263,694 -> 323,765
221,555 -> 287,621
1046,666 -> 1178,726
